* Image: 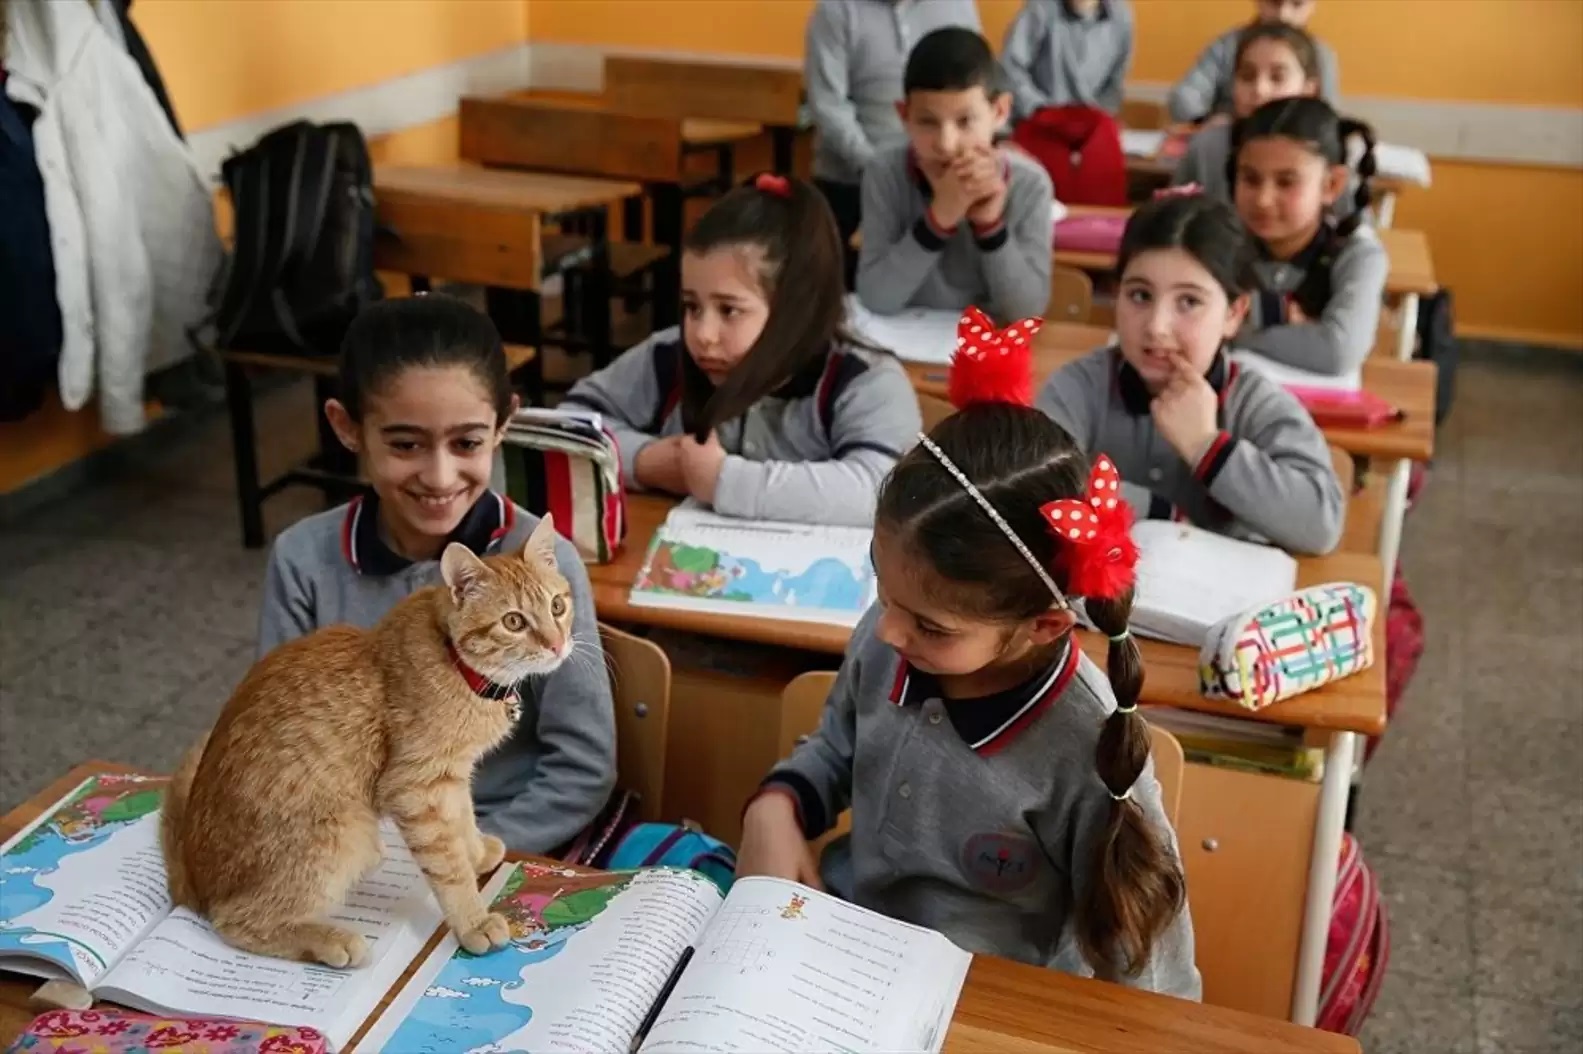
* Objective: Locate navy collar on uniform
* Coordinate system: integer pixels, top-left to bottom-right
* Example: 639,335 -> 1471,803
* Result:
1114,347 -> 1236,417
1258,224 -> 1332,270
341,489 -> 515,576
1061,0 -> 1112,21
887,640 -> 1080,756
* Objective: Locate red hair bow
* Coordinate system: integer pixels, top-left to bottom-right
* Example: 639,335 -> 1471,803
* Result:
1040,454 -> 1139,600
754,172 -> 791,198
948,306 -> 1042,409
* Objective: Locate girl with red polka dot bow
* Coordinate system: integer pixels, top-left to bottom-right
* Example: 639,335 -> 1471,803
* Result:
738,308 -> 1199,997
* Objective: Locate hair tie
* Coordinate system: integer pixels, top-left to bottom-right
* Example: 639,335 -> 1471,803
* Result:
1154,183 -> 1204,200
1109,786 -> 1134,802
949,306 -> 1041,408
917,433 -> 1068,609
1039,456 -> 1140,601
1107,628 -> 1131,643
1115,702 -> 1137,715
754,172 -> 791,198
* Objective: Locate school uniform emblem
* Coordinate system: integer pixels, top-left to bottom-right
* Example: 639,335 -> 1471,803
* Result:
961,832 -> 1040,893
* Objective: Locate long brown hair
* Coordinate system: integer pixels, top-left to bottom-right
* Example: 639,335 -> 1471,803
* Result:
875,404 -> 1186,977
678,174 -> 847,439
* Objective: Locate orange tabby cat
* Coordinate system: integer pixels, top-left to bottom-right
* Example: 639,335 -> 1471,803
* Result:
161,516 -> 572,967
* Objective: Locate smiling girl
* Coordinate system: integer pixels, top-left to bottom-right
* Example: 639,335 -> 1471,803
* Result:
257,294 -> 616,855
563,173 -> 921,527
1036,192 -> 1343,554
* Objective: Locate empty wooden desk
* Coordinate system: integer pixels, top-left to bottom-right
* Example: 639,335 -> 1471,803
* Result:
0,762 -> 1354,1054
602,54 -> 806,173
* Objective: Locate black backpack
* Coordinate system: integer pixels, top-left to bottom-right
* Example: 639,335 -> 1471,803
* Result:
213,121 -> 381,355
1413,289 -> 1457,426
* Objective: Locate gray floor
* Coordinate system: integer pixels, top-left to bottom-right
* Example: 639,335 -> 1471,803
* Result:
1,349 -> 1580,1049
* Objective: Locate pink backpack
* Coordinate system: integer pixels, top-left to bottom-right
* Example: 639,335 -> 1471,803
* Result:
1317,833 -> 1390,1034
1371,564 -> 1424,761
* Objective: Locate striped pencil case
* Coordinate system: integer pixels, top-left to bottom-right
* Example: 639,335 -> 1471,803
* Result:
503,409 -> 626,564
1198,582 -> 1377,710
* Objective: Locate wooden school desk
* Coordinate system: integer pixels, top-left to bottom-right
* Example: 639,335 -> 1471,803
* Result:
0,762 -> 1357,1054
592,493 -> 1384,1025
601,54 -> 806,174
931,330 -> 1440,591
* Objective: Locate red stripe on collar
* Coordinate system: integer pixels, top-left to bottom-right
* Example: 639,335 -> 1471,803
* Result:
447,642 -> 520,704
974,640 -> 1082,757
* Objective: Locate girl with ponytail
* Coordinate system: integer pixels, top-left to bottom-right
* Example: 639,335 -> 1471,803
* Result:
1228,96 -> 1389,376
562,173 -> 920,527
738,308 -> 1199,996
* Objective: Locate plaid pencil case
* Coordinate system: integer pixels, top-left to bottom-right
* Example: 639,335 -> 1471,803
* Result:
503,409 -> 626,564
6,1009 -> 326,1053
1198,582 -> 1377,710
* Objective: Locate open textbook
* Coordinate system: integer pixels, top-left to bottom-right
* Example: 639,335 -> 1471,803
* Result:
360,863 -> 972,1054
0,774 -> 443,1052
1129,521 -> 1299,646
844,296 -> 961,366
631,502 -> 877,627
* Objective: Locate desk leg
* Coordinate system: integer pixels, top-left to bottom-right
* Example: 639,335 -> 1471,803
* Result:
223,360 -> 265,549
771,125 -> 795,174
650,182 -> 683,330
1379,457 -> 1411,595
1291,729 -> 1358,1026
586,208 -> 614,370
1375,191 -> 1397,229
1396,292 -> 1420,361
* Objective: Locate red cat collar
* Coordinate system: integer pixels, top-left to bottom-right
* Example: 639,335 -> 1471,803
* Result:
447,642 -> 520,704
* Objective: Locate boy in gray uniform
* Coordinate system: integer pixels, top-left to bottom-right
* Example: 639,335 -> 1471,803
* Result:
857,26 -> 1053,324
804,0 -> 982,277
1000,0 -> 1134,120
1168,0 -> 1339,123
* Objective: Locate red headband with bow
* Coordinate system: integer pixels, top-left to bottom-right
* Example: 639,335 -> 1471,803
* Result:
948,306 -> 1042,409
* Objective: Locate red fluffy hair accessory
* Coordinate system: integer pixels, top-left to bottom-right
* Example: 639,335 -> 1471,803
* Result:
1040,454 -> 1139,600
947,306 -> 1042,409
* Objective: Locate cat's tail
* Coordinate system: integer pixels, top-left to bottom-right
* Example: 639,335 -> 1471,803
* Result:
160,733 -> 208,910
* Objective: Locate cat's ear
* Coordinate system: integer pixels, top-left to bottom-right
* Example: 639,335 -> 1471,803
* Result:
440,544 -> 491,606
522,515 -> 559,571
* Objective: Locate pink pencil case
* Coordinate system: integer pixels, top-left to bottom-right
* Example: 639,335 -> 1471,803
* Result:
5,1009 -> 326,1054
1288,387 -> 1403,429
1052,215 -> 1126,253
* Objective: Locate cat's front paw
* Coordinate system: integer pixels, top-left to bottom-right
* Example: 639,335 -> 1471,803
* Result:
308,926 -> 369,969
457,912 -> 511,955
474,834 -> 507,874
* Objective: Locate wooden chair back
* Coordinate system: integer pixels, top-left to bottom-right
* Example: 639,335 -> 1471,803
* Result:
777,671 -> 849,853
918,392 -> 955,431
604,55 -> 803,125
1148,723 -> 1186,826
373,165 -> 544,290
460,95 -> 684,183
1048,264 -> 1095,324
599,623 -> 673,821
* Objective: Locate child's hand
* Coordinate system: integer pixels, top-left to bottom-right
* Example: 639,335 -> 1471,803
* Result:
634,436 -> 688,495
679,431 -> 727,505
1286,300 -> 1311,324
926,164 -> 975,231
1150,353 -> 1220,465
960,148 -> 1008,228
737,792 -> 824,889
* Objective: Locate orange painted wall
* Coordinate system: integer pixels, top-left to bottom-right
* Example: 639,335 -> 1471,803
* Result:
3,3 -> 519,495
527,0 -> 1583,347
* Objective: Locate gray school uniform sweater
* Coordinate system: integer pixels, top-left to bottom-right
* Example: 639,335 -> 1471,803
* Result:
257,491 -> 617,854
1037,347 -> 1344,554
765,607 -> 1200,997
1172,121 -> 1368,225
857,143 -> 1054,323
1242,224 -> 1389,376
1000,0 -> 1134,119
1167,24 -> 1340,123
804,0 -> 983,186
561,328 -> 920,527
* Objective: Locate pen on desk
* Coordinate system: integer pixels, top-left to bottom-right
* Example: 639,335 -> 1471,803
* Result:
628,945 -> 694,1054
